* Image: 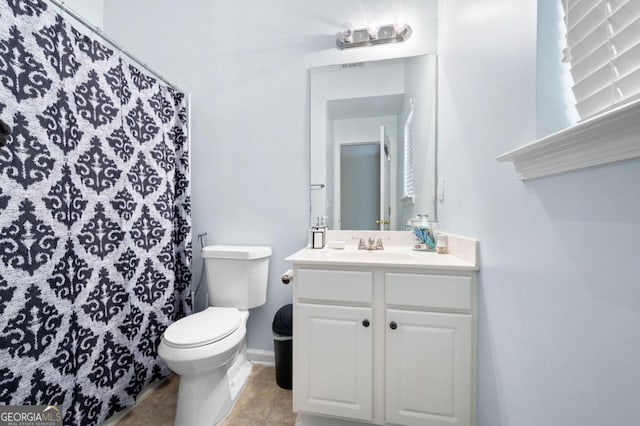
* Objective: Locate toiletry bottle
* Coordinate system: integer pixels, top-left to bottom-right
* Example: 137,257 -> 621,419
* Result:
436,232 -> 448,254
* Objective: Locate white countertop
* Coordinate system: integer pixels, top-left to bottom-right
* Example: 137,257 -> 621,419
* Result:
286,245 -> 478,271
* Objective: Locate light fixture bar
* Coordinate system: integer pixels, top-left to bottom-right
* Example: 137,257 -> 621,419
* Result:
336,24 -> 412,49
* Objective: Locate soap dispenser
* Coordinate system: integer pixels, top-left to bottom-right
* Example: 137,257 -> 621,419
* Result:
310,216 -> 326,249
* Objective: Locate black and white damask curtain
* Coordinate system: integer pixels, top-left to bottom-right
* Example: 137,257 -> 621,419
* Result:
0,1 -> 191,424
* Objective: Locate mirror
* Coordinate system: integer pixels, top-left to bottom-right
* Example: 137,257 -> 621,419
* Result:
310,54 -> 437,230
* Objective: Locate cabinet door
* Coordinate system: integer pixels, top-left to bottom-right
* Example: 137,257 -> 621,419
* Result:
294,303 -> 373,421
386,309 -> 472,426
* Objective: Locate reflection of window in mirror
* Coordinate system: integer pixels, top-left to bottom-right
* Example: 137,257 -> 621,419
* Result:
402,99 -> 415,200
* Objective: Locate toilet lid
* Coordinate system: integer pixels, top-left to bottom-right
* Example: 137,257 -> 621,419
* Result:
162,307 -> 242,348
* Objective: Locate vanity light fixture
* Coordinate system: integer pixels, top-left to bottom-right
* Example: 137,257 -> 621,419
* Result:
336,21 -> 412,49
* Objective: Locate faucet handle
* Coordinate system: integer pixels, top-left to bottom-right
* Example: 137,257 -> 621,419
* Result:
358,238 -> 366,250
375,239 -> 384,250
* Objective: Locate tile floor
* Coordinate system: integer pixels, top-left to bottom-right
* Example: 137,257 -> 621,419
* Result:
117,365 -> 296,426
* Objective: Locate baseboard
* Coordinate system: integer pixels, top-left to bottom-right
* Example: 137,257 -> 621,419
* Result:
247,348 -> 275,366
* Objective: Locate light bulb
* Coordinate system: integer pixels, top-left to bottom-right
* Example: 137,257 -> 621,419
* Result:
339,22 -> 354,43
367,20 -> 380,39
393,17 -> 408,35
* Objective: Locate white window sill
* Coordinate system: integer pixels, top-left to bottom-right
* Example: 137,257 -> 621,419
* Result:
497,98 -> 640,181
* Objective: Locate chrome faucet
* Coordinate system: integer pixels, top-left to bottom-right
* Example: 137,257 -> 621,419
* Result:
357,237 -> 384,250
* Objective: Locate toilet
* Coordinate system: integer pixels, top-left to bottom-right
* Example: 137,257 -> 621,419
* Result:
158,245 -> 271,426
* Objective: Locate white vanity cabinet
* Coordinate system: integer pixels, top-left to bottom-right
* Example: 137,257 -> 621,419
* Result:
294,269 -> 374,421
385,273 -> 473,426
288,250 -> 478,426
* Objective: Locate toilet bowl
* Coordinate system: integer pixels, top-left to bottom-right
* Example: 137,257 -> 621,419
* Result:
158,307 -> 251,426
157,245 -> 271,426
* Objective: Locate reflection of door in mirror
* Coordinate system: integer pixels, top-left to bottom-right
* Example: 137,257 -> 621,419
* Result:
339,143 -> 379,230
332,117 -> 397,230
310,55 -> 437,230
336,125 -> 391,231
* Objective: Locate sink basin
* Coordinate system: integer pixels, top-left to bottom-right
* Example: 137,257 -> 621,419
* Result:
325,249 -> 418,262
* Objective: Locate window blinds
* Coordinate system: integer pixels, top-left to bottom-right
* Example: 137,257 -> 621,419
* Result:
564,0 -> 640,119
403,105 -> 415,198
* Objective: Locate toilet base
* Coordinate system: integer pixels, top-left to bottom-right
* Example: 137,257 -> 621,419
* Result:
161,310 -> 252,426
226,340 -> 252,403
174,345 -> 252,426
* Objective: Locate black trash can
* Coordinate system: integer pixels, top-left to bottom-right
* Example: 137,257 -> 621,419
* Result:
272,303 -> 293,389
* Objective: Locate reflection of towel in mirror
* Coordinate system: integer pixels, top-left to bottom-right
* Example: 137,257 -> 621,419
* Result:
0,118 -> 10,147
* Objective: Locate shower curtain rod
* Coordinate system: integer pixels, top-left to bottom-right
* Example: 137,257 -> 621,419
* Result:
48,0 -> 185,93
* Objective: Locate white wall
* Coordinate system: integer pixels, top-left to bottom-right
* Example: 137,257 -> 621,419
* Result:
439,1 -> 640,426
333,116 -> 397,144
103,0 -> 438,352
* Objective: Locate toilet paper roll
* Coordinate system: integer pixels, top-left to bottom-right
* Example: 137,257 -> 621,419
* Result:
281,269 -> 294,284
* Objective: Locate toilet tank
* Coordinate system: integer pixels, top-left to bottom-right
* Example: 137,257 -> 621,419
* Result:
201,245 -> 271,309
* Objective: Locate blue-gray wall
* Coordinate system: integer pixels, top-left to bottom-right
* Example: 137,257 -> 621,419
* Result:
439,1 -> 640,426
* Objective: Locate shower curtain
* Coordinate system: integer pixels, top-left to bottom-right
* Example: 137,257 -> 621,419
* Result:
0,1 -> 191,424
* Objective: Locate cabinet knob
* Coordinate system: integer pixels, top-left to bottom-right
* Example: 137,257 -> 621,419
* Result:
362,319 -> 370,327
389,321 -> 398,330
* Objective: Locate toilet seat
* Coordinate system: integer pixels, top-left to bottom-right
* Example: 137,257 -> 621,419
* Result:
162,307 -> 242,349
